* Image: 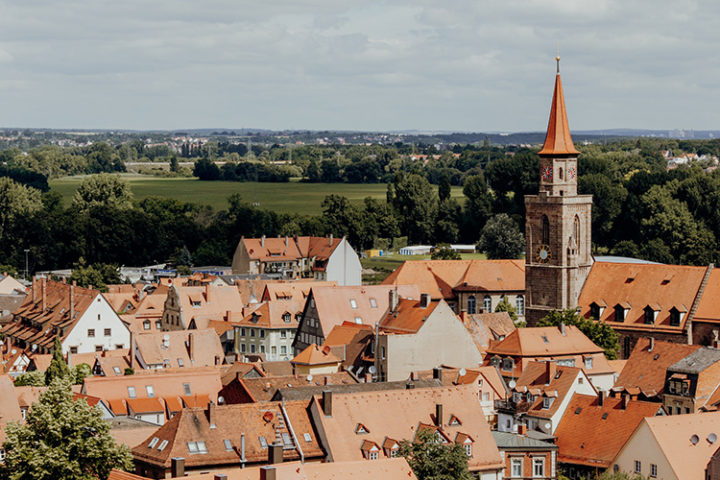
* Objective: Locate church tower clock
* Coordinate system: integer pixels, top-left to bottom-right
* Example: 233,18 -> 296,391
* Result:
525,58 -> 593,326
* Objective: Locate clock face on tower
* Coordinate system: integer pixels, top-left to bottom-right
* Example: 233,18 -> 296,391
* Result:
568,166 -> 577,179
535,244 -> 552,263
541,165 -> 553,181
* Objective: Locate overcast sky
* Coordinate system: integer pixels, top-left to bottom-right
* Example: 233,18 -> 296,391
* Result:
0,1 -> 717,132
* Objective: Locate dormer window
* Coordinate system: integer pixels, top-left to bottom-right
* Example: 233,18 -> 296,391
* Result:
449,415 -> 461,426
670,306 -> 686,327
644,305 -> 660,325
614,303 -> 630,322
490,356 -> 501,367
542,397 -> 554,409
282,312 -> 291,323
590,301 -> 606,320
513,392 -> 522,403
584,356 -> 594,369
355,423 -> 370,434
383,438 -> 400,458
502,357 -> 514,372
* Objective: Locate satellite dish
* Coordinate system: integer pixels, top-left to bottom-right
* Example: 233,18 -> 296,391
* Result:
709,433 -> 717,444
218,396 -> 225,405
459,368 -> 467,377
369,366 -> 377,374
306,374 -> 313,382
508,380 -> 517,389
163,334 -> 170,341
544,422 -> 551,430
691,434 -> 700,445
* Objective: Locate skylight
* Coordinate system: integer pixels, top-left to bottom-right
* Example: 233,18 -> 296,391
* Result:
224,439 -> 233,451
158,440 -> 168,451
148,437 -> 159,448
303,433 -> 312,442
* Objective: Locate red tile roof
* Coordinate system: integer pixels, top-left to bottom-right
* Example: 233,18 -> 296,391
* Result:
555,393 -> 664,468
292,344 -> 341,366
379,298 -> 440,334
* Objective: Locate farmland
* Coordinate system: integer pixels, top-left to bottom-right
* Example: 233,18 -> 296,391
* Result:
49,175 -> 465,215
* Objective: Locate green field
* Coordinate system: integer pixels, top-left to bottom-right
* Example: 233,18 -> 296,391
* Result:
50,175 -> 464,215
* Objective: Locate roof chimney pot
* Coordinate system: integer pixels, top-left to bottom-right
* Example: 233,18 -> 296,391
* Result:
260,466 -> 277,480
171,458 -> 185,478
322,390 -> 333,416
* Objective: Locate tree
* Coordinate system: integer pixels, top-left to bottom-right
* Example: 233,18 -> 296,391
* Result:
538,309 -> 620,360
193,158 -> 220,180
13,371 -> 45,387
431,245 -> 461,260
391,173 -> 437,243
462,174 -> 492,241
71,364 -> 92,385
44,337 -> 70,386
399,429 -> 473,480
438,174 -> 451,202
477,214 -> 524,259
69,259 -> 120,292
71,174 -> 133,212
169,156 -> 179,173
0,177 -> 42,242
0,377 -> 133,480
494,295 -> 518,323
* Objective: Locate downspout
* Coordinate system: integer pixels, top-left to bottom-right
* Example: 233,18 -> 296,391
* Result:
280,400 -> 304,463
240,433 -> 246,468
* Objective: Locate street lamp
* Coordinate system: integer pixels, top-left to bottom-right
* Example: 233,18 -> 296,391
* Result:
24,249 -> 30,281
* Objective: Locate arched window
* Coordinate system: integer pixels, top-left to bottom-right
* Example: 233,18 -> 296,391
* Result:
559,167 -> 564,180
467,296 -> 477,314
516,295 -> 524,316
483,295 -> 492,312
574,215 -> 580,249
542,215 -> 550,245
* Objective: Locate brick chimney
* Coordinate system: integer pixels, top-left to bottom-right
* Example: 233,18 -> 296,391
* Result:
171,458 -> 185,477
188,332 -> 195,362
32,277 -> 37,303
269,443 -> 283,464
329,234 -> 333,246
260,466 -> 277,480
388,289 -> 399,313
598,390 -> 605,406
261,235 -> 265,248
208,400 -> 216,428
435,403 -> 443,427
322,390 -> 333,416
622,395 -> 630,410
420,293 -> 431,308
41,277 -> 46,311
545,360 -> 556,384
70,281 -> 76,319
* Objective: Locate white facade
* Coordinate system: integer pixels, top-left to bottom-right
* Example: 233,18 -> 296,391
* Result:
321,237 -> 362,286
235,326 -> 296,361
61,294 -> 130,355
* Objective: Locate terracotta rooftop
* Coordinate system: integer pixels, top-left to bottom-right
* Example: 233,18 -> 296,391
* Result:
262,281 -> 336,303
555,393 -> 664,468
134,328 -> 224,369
0,375 -> 22,444
537,69 -> 580,156
514,363 -> 590,419
379,297 -> 440,334
226,372 -> 357,403
613,338 -> 700,398
170,284 -> 245,327
314,384 -> 503,472
236,299 -> 304,330
462,312 -> 516,351
486,325 -> 603,358
578,262 -> 708,333
292,344 -> 342,366
131,400 -> 324,468
692,268 -> 720,323
382,260 -> 524,300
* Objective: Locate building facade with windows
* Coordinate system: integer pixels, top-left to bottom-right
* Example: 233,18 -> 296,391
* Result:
492,431 -> 557,480
234,299 -> 302,361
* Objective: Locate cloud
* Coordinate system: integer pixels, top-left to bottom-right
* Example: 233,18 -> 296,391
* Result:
0,0 -> 716,130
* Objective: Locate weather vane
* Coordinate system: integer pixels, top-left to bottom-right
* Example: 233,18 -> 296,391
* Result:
556,43 -> 560,73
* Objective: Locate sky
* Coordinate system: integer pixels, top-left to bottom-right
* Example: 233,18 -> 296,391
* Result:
0,0 -> 718,132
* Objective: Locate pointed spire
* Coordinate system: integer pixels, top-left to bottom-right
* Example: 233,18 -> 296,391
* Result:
538,58 -> 579,157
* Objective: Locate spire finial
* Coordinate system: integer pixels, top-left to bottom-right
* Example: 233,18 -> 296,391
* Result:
555,44 -> 560,74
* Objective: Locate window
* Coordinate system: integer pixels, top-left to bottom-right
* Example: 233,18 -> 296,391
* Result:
260,330 -> 265,338
644,306 -> 655,325
70,346 -> 78,354
516,295 -> 525,315
88,329 -> 95,337
241,344 -> 246,353
260,345 -> 266,353
113,366 -> 121,375
651,464 -> 657,477
350,299 -> 358,309
574,215 -> 580,250
502,357 -> 514,371
178,358 -> 184,367
281,346 -> 287,355
670,308 -> 682,326
250,344 -> 256,353
271,346 -> 277,355
280,330 -> 287,338
303,433 -> 312,442
370,298 -> 377,308
511,458 -> 523,478
381,346 -> 386,360
615,305 -> 626,322
224,439 -> 233,451
104,328 -> 111,337
635,460 -> 642,474
542,215 -> 550,245
155,321 -> 161,329
148,437 -> 159,448
483,296 -> 492,312
584,356 -> 593,369
183,383 -> 192,395
146,385 -> 155,397
483,392 -> 490,401
533,458 -> 545,477
283,313 -> 291,323
467,296 -> 476,314
95,345 -> 103,352
127,386 -> 136,399
250,329 -> 255,337
187,441 -> 208,454
158,440 -> 168,451
543,397 -> 554,409
369,451 -> 378,460
143,321 -> 151,330
259,436 -> 268,448
241,328 -> 246,337
464,443 -> 472,457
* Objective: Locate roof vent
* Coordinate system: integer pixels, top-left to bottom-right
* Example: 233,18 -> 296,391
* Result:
709,433 -> 717,444
691,434 -> 700,445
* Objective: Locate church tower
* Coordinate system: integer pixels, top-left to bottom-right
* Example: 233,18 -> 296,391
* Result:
524,58 -> 593,326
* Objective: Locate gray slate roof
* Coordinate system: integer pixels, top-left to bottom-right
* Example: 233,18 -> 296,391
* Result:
492,430 -> 558,449
273,379 -> 444,401
669,347 -> 720,374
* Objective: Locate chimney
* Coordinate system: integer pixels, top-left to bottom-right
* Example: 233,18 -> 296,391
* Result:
329,234 -> 333,246
622,395 -> 630,410
364,373 -> 372,383
323,376 -> 330,386
389,289 -> 399,313
205,284 -> 211,303
545,360 -> 556,384
435,403 -> 443,427
214,475 -> 228,480
518,424 -> 527,435
171,457 -> 185,478
240,434 -> 246,461
406,381 -> 415,390
322,390 -> 333,416
285,236 -> 289,247
648,337 -> 655,352
88,284 -> 93,291
261,235 -> 265,248
41,277 -> 46,311
188,332 -> 195,362
208,400 -> 216,428
433,367 -> 445,384
269,443 -> 283,464
420,293 -> 430,308
260,466 -> 277,480
32,277 -> 37,303
559,322 -> 566,336
70,281 -> 76,319
130,332 -> 136,370
598,390 -> 605,406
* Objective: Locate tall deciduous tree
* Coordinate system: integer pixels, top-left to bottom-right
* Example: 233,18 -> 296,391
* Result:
71,174 -> 133,212
44,336 -> 70,386
538,309 -> 620,360
0,177 -> 42,242
477,214 -> 524,259
462,174 -> 492,240
399,429 -> 473,480
391,173 -> 437,244
1,377 -> 133,480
